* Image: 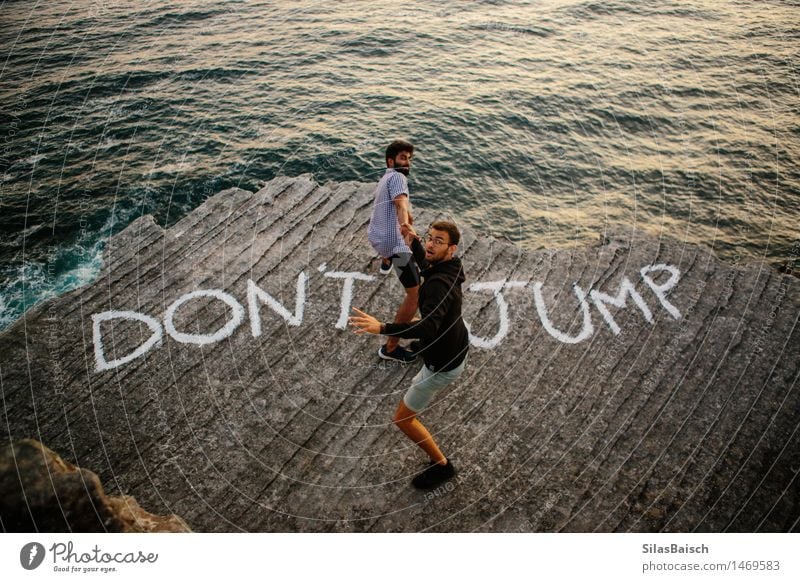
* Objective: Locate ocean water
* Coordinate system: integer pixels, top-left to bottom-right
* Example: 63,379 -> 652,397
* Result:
1,0 -> 798,329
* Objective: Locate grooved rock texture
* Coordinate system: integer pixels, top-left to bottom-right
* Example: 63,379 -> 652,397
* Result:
0,439 -> 190,532
1,174 -> 798,532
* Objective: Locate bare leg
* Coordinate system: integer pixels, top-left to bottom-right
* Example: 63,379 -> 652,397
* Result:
385,286 -> 418,352
393,401 -> 447,465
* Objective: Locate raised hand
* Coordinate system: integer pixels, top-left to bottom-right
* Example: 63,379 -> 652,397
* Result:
348,307 -> 382,335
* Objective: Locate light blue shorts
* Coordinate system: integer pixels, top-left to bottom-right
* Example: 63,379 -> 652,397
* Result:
403,356 -> 467,412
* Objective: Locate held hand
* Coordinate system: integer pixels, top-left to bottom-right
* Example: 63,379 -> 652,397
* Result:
400,223 -> 417,244
348,307 -> 383,335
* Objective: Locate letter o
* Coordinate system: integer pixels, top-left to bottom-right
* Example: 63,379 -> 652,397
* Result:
164,289 -> 245,345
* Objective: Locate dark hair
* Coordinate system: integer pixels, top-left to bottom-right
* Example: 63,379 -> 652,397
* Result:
430,221 -> 461,246
385,140 -> 414,164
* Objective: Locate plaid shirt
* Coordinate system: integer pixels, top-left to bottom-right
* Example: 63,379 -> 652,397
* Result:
367,168 -> 411,258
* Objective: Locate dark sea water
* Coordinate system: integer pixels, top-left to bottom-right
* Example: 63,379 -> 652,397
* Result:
1,0 -> 798,329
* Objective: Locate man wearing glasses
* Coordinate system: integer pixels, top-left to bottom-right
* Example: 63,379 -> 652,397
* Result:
350,221 -> 469,490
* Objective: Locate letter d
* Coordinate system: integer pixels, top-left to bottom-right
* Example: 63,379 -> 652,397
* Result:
92,311 -> 163,372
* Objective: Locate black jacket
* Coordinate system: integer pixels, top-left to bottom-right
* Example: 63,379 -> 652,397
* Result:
383,237 -> 469,372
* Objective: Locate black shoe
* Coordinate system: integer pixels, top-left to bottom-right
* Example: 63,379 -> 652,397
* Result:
407,340 -> 422,356
378,345 -> 416,363
379,259 -> 392,275
412,459 -> 456,490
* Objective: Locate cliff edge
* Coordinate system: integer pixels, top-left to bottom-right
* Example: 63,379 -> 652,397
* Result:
1,174 -> 797,532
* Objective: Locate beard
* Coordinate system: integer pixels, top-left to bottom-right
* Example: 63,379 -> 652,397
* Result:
394,165 -> 410,176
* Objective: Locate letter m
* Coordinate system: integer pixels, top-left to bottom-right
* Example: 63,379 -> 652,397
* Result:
589,277 -> 653,335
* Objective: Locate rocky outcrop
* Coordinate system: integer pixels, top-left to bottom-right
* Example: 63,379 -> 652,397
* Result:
0,174 -> 797,532
0,439 -> 190,532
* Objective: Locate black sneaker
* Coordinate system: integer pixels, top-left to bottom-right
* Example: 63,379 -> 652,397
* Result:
378,345 -> 417,363
379,259 -> 392,275
412,459 -> 456,490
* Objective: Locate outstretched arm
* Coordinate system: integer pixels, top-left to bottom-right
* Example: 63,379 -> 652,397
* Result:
394,194 -> 411,235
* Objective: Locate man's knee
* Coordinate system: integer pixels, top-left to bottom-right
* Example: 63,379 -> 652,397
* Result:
393,403 -> 416,426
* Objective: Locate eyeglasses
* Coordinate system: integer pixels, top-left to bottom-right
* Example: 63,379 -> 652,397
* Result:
422,235 -> 451,246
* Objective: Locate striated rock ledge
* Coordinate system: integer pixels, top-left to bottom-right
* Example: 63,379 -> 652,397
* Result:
0,174 -> 798,532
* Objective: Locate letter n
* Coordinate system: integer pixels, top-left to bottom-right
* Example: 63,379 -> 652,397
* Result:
247,273 -> 307,337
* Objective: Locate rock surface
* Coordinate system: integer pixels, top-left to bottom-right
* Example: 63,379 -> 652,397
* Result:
1,174 -> 797,532
0,439 -> 190,532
